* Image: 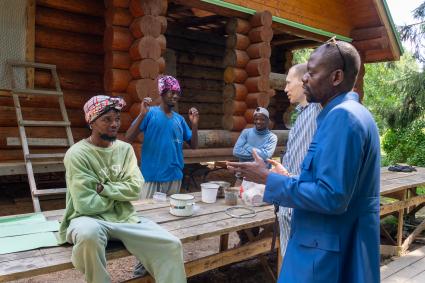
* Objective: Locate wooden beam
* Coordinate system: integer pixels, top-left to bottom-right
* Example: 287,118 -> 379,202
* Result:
380,195 -> 425,216
25,0 -> 35,88
352,37 -> 389,51
350,26 -> 386,41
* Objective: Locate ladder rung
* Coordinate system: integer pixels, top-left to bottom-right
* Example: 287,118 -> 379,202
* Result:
33,188 -> 67,196
7,60 -> 56,70
26,153 -> 66,159
12,88 -> 62,96
20,120 -> 71,127
7,137 -> 69,147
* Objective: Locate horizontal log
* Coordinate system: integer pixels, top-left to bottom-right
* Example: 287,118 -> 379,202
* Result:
167,36 -> 225,57
223,100 -> 247,116
37,0 -> 104,17
0,127 -> 90,148
222,115 -> 246,131
350,26 -> 386,41
224,50 -> 249,68
224,67 -> 248,84
105,0 -> 130,8
246,42 -> 271,59
104,51 -> 131,70
248,26 -> 273,43
157,34 -> 166,54
179,103 -> 223,115
269,72 -> 286,91
178,89 -> 222,104
352,37 -> 389,51
250,11 -> 272,28
104,69 -> 131,92
130,36 -> 161,60
127,78 -> 159,100
35,47 -> 104,74
245,76 -> 270,93
0,90 -> 94,110
130,15 -> 163,38
179,78 -> 224,92
176,52 -> 223,69
195,130 -> 240,148
104,26 -> 134,51
36,26 -> 103,55
35,70 -> 103,91
167,23 -> 225,46
222,83 -> 248,101
245,92 -> 270,108
36,6 -> 104,36
178,64 -> 223,81
129,0 -> 144,17
245,58 -> 271,77
0,148 -> 67,162
105,7 -> 133,27
182,114 -> 222,129
244,108 -> 255,124
226,33 -> 250,50
130,59 -> 159,79
225,18 -> 251,35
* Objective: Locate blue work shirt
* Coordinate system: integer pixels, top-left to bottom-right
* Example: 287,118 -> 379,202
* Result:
264,92 -> 381,283
139,106 -> 192,182
233,128 -> 277,162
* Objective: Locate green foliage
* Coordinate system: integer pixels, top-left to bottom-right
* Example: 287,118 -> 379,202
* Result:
381,119 -> 425,166
292,49 -> 313,64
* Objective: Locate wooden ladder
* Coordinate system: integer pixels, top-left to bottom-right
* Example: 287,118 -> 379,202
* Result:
7,60 -> 74,212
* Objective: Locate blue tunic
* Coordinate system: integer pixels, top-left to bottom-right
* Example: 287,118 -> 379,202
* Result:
264,92 -> 380,283
139,106 -> 192,182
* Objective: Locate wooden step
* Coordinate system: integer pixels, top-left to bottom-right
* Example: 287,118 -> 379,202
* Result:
33,188 -> 67,196
7,60 -> 56,70
7,137 -> 69,147
12,88 -> 62,96
25,153 -> 66,159
20,120 -> 70,127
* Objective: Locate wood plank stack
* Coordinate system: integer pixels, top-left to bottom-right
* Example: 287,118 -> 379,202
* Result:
222,18 -> 250,131
243,11 -> 274,128
127,0 -> 167,113
104,0 -> 134,124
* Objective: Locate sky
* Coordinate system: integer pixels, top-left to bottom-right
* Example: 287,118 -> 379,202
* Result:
386,0 -> 422,26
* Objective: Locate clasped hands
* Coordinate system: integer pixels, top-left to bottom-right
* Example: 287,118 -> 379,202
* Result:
227,149 -> 289,184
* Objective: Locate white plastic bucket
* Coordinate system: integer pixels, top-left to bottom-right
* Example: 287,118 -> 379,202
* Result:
169,194 -> 195,216
201,183 -> 219,203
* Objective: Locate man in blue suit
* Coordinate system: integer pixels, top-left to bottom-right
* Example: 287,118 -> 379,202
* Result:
228,38 -> 380,283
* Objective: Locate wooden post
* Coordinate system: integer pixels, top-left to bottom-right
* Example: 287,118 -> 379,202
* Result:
26,0 -> 36,88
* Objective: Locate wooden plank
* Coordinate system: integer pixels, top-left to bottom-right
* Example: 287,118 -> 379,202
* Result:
382,255 -> 425,283
12,88 -> 62,96
380,195 -> 425,216
0,161 -> 64,176
25,0 -> 35,89
381,246 -> 425,279
7,137 -> 69,147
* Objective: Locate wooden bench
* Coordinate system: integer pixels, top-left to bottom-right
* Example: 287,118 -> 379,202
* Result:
0,193 -> 278,282
380,167 -> 425,256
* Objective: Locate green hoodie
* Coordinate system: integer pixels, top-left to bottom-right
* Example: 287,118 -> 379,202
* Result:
58,139 -> 143,244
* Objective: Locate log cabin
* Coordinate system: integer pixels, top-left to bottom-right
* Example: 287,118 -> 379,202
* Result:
0,0 -> 402,211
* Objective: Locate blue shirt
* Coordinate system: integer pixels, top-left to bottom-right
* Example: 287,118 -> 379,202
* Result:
264,92 -> 381,283
139,106 -> 192,182
233,128 -> 277,162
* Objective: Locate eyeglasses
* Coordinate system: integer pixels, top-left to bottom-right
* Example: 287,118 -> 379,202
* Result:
325,36 -> 346,72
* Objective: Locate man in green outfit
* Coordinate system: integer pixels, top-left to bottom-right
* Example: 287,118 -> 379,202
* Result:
58,95 -> 186,283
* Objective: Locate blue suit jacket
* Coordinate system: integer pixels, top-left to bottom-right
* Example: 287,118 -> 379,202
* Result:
264,92 -> 380,283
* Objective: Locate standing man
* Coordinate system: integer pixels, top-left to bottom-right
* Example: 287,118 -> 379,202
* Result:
233,107 -> 277,165
125,75 -> 199,199
275,63 -> 321,260
228,39 -> 381,283
59,95 -> 186,283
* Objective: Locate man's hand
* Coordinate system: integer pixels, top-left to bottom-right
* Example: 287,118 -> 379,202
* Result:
140,97 -> 152,116
227,149 -> 270,184
96,183 -> 104,194
268,159 -> 290,176
188,107 -> 199,125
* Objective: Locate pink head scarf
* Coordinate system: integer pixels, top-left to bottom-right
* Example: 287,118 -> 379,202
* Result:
83,95 -> 126,124
158,75 -> 181,96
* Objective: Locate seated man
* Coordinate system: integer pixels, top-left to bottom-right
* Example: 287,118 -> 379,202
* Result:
58,95 -> 186,283
233,107 -> 278,167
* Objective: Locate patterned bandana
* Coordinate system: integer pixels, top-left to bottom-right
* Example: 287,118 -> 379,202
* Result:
83,95 -> 126,124
158,75 -> 181,96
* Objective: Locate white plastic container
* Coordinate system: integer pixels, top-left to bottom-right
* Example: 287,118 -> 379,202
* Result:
169,194 -> 195,216
201,183 -> 219,203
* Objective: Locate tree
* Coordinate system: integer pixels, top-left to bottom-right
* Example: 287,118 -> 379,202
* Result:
399,2 -> 425,63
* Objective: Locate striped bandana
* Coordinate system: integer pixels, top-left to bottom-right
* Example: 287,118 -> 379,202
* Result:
158,75 -> 181,96
83,95 -> 126,124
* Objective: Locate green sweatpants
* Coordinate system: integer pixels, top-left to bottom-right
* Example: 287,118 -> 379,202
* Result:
66,216 -> 186,283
